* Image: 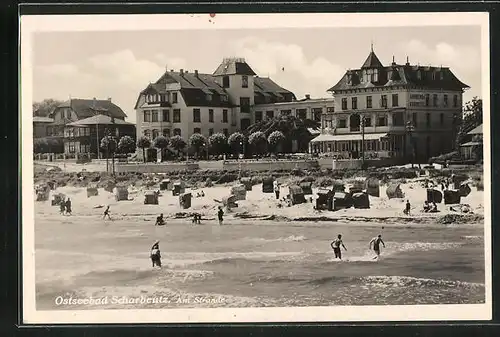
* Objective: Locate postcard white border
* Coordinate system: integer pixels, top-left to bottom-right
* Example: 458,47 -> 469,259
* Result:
21,12 -> 492,324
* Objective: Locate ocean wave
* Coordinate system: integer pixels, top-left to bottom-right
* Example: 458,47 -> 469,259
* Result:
360,275 -> 484,289
247,235 -> 307,243
387,241 -> 463,253
461,235 -> 483,240
163,251 -> 306,267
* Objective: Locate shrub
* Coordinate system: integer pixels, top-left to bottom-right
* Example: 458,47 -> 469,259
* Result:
208,133 -> 227,156
118,135 -> 136,154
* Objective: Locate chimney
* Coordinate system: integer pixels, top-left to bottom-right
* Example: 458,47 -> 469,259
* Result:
405,56 -> 410,66
170,69 -> 174,72
305,94 -> 311,100
185,70 -> 189,73
180,69 -> 184,75
107,97 -> 112,102
92,97 -> 96,108
195,69 -> 199,77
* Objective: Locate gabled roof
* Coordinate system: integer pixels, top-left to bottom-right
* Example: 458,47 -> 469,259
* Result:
53,99 -> 127,119
361,50 -> 383,69
467,124 -> 482,135
67,114 -> 134,126
213,58 -> 256,76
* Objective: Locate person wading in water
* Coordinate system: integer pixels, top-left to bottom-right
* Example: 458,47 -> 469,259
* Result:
331,234 -> 347,260
150,240 -> 162,268
369,234 -> 386,260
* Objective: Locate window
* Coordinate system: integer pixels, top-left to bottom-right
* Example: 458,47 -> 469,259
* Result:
327,107 -> 335,113
193,109 -> 201,122
144,129 -> 151,138
426,112 -> 431,128
68,142 -> 75,153
240,97 -> 250,113
173,109 -> 181,123
440,113 -> 444,126
453,95 -> 458,107
351,97 -> 357,110
172,92 -> 178,103
143,110 -> 151,122
266,111 -> 274,120
364,117 -> 372,127
281,109 -> 292,116
223,128 -> 229,137
152,129 -> 159,139
162,109 -> 170,122
242,75 -> 248,88
296,109 -> 307,119
206,94 -> 212,102
312,108 -> 322,122
151,110 -> 159,122
377,115 -> 388,127
337,119 -> 347,128
433,94 -> 438,107
443,95 -> 448,107
440,71 -> 444,80
392,94 -> 399,107
194,128 -> 201,134
417,71 -> 422,80
425,94 -> 430,106
163,128 -> 170,137
209,109 -> 214,123
412,112 -> 418,126
341,98 -> 348,110
241,118 -> 251,131
366,96 -> 372,108
209,128 -> 214,136
80,144 -> 90,153
222,76 -> 230,88
220,95 -> 228,102
381,95 -> 388,108
392,111 -> 404,126
222,109 -> 228,123
255,111 -> 263,122
173,128 -> 181,136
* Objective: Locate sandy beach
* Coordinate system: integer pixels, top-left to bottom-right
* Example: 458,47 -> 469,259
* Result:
34,176 -> 485,310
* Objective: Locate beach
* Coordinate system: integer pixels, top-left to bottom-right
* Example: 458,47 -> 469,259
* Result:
34,179 -> 486,310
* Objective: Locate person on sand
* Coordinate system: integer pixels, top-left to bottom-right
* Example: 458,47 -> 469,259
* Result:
103,205 -> 111,220
404,200 -> 411,215
423,201 -> 430,213
65,198 -> 72,215
274,181 -> 280,200
59,198 -> 66,215
330,234 -> 347,260
370,235 -> 386,259
150,240 -> 162,268
218,206 -> 224,225
430,202 -> 438,213
155,213 -> 165,226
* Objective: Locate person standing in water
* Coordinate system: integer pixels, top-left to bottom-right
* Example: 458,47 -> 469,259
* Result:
331,234 -> 347,260
369,234 -> 386,260
103,205 -> 111,220
59,197 -> 66,215
65,198 -> 72,215
150,240 -> 162,268
217,206 -> 224,225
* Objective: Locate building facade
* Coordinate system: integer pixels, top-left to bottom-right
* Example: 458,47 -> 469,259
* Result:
44,98 -> 134,156
134,58 -> 296,142
310,48 -> 469,162
33,116 -> 54,139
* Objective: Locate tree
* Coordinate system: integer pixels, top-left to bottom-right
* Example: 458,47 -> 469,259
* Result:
33,138 -> 49,154
153,135 -> 170,162
268,130 -> 286,154
100,135 -> 118,174
455,97 -> 483,149
136,136 -> 151,163
46,137 -> 64,153
169,135 -> 187,159
248,131 -> 268,156
32,99 -> 65,117
118,135 -> 136,154
228,132 -> 246,156
189,133 -> 207,159
208,132 -> 227,156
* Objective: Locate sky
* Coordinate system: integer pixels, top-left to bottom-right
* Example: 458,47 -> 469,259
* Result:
32,25 -> 482,124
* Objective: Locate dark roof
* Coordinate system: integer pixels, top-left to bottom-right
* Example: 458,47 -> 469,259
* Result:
254,77 -> 295,99
67,114 -> 134,126
328,62 -> 469,92
53,99 -> 127,119
213,58 -> 256,76
361,50 -> 383,68
137,68 -> 295,108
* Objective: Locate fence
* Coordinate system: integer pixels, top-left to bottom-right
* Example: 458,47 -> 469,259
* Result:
115,162 -> 200,174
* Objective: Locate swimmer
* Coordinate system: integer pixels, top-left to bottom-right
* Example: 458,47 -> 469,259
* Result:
103,205 -> 111,220
330,234 -> 347,260
369,234 -> 386,260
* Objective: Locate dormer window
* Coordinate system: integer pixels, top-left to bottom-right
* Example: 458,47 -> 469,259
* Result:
206,94 -> 212,101
373,69 -> 379,82
439,71 -> 444,80
431,72 -> 436,80
417,71 -> 422,80
221,95 -> 228,102
242,75 -> 248,88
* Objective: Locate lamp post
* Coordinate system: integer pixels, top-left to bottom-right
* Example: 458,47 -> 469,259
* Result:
406,121 -> 415,168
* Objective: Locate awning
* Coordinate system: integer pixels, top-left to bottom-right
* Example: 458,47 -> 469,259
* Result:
310,133 -> 388,142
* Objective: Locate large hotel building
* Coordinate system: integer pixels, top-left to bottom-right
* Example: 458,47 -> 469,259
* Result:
311,48 -> 469,162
